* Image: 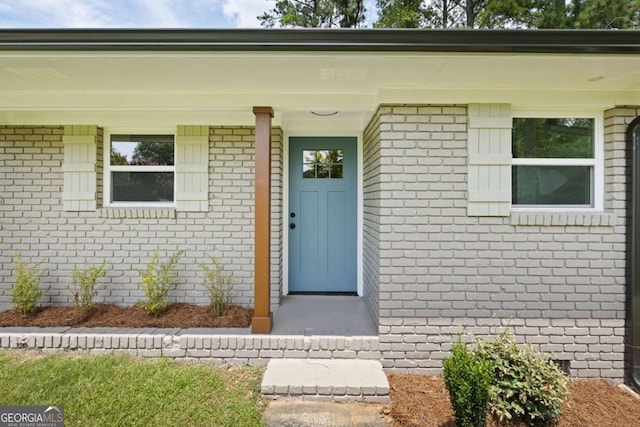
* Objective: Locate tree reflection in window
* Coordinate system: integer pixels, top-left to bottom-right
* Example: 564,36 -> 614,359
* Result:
512,118 -> 593,159
110,135 -> 175,203
110,135 -> 174,166
303,149 -> 343,179
512,118 -> 595,206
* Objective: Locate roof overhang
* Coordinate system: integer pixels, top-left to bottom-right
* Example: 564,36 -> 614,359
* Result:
0,29 -> 639,129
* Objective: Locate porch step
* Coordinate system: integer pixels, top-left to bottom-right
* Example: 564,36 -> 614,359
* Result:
261,359 -> 390,403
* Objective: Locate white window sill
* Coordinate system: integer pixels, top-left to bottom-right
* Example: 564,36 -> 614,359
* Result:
98,208 -> 176,219
510,211 -> 615,227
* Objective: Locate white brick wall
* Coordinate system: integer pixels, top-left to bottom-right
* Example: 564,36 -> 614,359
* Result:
363,105 -> 636,381
2,106 -> 638,381
363,107 -> 384,328
0,125 -> 283,310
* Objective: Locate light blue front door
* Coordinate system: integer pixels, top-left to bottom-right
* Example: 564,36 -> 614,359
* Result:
289,137 -> 357,293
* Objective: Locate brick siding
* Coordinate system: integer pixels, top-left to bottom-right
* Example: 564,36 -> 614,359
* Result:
2,105 -> 639,382
0,125 -> 283,310
0,330 -> 380,366
363,104 -> 635,381
363,108 -> 383,328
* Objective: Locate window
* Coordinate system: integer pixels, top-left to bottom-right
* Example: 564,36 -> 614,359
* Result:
511,116 -> 602,209
303,149 -> 343,179
107,133 -> 175,205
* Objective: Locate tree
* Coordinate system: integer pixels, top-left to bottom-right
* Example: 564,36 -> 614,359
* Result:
258,0 -> 366,28
132,141 -> 174,166
374,0 -> 425,28
569,0 -> 640,29
259,0 -> 639,29
337,0 -> 367,27
424,0 -> 466,28
374,0 -> 639,29
476,0 -> 640,29
475,0 -> 539,28
464,0 -> 477,27
110,146 -> 128,165
376,0 -> 468,28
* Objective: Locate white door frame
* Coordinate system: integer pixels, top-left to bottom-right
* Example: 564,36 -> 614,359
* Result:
282,129 -> 364,296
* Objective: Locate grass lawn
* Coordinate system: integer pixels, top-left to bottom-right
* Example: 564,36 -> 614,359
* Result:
0,351 -> 265,427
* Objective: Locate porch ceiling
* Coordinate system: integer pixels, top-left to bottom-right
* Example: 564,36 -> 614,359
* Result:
1,51 -> 639,126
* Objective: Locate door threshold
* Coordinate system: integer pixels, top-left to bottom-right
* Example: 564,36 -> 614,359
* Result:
288,292 -> 358,296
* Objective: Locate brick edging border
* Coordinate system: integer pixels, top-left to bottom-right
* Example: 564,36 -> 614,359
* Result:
0,330 -> 381,364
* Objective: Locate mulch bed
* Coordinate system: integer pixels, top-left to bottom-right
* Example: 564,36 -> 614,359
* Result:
4,307 -> 640,426
387,375 -> 640,427
0,303 -> 253,328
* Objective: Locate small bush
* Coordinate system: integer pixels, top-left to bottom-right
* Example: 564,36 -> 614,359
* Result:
137,251 -> 184,316
443,338 -> 494,427
11,254 -> 45,316
198,255 -> 233,317
70,261 -> 106,312
474,329 -> 570,426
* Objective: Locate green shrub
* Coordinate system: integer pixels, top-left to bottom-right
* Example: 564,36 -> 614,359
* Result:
443,338 -> 494,427
137,251 -> 184,316
474,329 -> 570,426
198,255 -> 233,317
11,254 -> 45,316
70,261 -> 106,312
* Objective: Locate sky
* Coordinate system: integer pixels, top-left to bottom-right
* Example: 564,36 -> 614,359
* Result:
0,0 -> 377,29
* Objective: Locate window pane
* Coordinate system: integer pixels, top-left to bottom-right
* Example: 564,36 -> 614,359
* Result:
302,148 -> 344,179
512,166 -> 591,205
303,163 -> 315,178
328,149 -> 343,164
303,150 -> 316,163
316,163 -> 330,179
331,164 -> 343,178
512,118 -> 594,159
317,150 -> 330,163
111,135 -> 174,166
111,172 -> 174,202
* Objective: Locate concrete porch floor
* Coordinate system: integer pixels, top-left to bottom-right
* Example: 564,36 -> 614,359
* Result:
271,295 -> 378,336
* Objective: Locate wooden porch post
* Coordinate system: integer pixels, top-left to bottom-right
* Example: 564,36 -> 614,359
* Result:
251,106 -> 274,334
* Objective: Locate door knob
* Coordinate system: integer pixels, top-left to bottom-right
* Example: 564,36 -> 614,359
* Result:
290,223 -> 296,229
290,212 -> 296,218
